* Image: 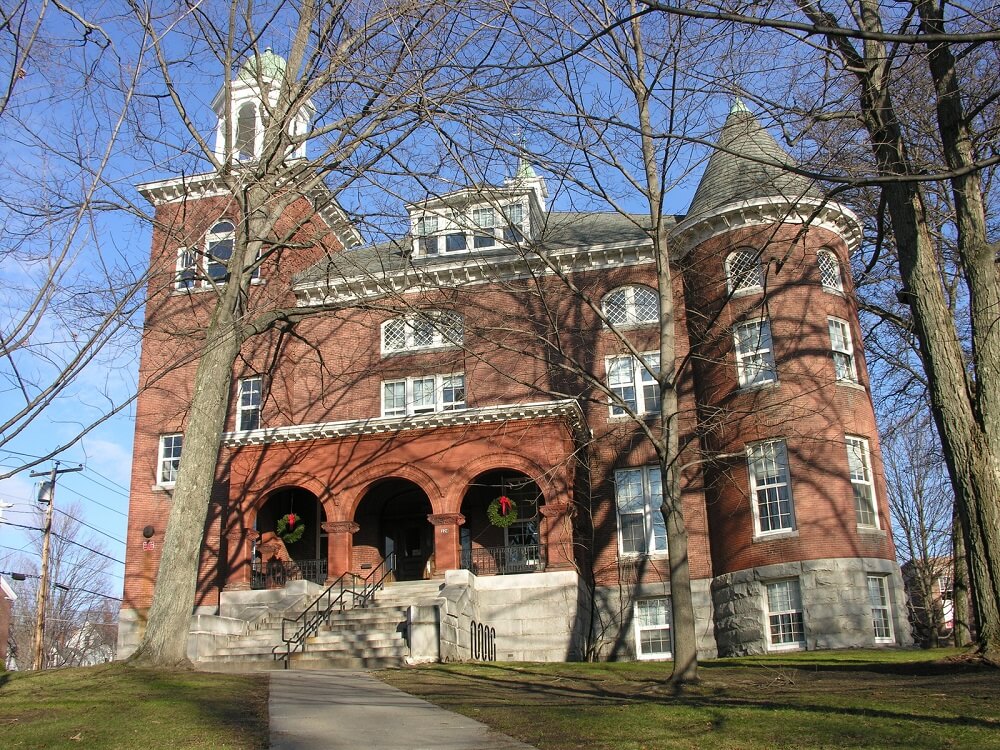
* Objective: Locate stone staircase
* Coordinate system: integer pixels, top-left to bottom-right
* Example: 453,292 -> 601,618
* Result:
197,579 -> 444,671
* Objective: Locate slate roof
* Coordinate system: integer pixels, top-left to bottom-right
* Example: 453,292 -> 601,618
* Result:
685,102 -> 822,222
294,211 -> 661,286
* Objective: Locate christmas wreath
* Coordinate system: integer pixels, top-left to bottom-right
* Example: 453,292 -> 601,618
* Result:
275,513 -> 305,544
487,495 -> 518,528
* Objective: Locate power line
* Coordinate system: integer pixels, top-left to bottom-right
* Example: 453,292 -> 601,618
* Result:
79,466 -> 130,496
0,570 -> 121,601
0,545 -> 124,579
0,522 -> 124,564
53,507 -> 126,545
56,483 -> 128,518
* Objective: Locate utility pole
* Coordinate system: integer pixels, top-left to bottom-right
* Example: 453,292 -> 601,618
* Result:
28,462 -> 82,670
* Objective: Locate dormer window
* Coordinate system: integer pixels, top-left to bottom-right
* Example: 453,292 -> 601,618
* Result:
472,207 -> 496,248
503,203 -> 525,243
412,199 -> 530,258
417,215 -> 439,255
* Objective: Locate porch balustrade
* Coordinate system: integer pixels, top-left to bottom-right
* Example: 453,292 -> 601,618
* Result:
460,544 -> 544,575
251,558 -> 328,589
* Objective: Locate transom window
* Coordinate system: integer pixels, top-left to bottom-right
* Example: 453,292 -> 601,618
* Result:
765,579 -> 805,649
846,436 -> 878,527
382,311 -> 463,354
603,286 -> 659,327
818,249 -> 844,292
158,434 -> 183,486
382,373 -> 465,417
237,377 -> 262,431
747,440 -> 795,535
607,353 -> 660,416
867,574 -> 895,643
726,249 -> 763,294
734,319 -> 777,387
614,466 -> 667,556
634,598 -> 672,659
828,317 -> 857,382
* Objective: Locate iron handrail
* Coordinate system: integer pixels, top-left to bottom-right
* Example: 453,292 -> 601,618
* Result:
272,552 -> 396,668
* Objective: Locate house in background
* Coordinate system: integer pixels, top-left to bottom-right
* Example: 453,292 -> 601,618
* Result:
901,556 -> 973,647
118,53 -> 910,665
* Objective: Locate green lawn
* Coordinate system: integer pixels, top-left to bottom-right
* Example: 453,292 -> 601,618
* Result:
378,648 -> 1000,750
0,664 -> 268,749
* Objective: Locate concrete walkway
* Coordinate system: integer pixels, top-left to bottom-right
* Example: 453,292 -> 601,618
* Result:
269,669 -> 539,750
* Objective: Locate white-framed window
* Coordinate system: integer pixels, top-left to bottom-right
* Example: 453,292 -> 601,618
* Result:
734,319 -> 777,387
237,376 -> 262,431
416,215 -> 440,255
726,249 -> 763,294
471,206 -> 496,248
765,579 -> 805,650
205,221 -> 235,283
867,574 -> 895,643
828,317 -> 857,382
634,597 -> 672,659
175,247 -> 197,290
747,440 -> 795,535
607,353 -> 660,417
846,436 -> 878,527
381,311 -> 463,354
614,466 -> 667,556
817,249 -> 844,292
381,373 -> 465,417
158,434 -> 183,486
503,202 -> 525,243
504,519 -> 541,569
602,285 -> 659,327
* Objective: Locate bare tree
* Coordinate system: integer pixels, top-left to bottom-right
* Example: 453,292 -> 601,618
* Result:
8,501 -> 118,669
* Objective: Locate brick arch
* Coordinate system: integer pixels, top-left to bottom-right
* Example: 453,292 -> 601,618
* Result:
238,472 -> 332,530
444,452 -> 559,515
340,461 -> 445,520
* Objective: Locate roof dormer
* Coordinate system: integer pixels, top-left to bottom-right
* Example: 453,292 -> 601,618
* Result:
210,48 -> 313,164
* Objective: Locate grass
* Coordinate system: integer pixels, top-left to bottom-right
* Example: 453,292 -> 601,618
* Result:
0,663 -> 268,749
378,648 -> 1000,749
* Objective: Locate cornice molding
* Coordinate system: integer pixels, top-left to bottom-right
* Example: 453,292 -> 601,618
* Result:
670,197 -> 863,256
292,239 -> 655,306
221,399 -> 586,448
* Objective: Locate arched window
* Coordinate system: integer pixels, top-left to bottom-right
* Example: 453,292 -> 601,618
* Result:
726,249 -> 763,294
602,285 -> 659,326
382,310 -> 463,354
817,249 -> 844,293
206,221 -> 235,283
236,103 -> 257,160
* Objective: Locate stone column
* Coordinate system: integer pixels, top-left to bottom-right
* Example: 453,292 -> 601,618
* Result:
428,513 -> 465,575
322,521 -> 359,581
540,502 -> 574,570
223,528 -> 260,591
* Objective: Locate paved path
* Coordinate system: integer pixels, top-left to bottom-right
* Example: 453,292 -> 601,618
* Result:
269,669 -> 538,750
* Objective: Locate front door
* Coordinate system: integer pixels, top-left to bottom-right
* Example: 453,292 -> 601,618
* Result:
389,518 -> 432,581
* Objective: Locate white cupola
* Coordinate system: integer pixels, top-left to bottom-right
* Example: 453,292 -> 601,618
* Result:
210,48 -> 314,163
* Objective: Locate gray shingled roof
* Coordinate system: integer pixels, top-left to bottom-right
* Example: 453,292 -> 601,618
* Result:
294,211 -> 660,286
686,103 -> 822,222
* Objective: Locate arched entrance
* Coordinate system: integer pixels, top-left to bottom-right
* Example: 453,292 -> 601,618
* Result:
353,479 -> 433,582
460,470 -> 543,575
254,487 -> 327,588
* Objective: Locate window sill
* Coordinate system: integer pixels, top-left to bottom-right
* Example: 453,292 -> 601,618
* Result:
729,287 -> 763,299
619,552 -> 669,561
767,641 -> 805,652
603,321 -> 659,331
835,379 -> 866,391
738,380 -> 779,393
151,483 -> 175,492
381,344 -> 461,358
857,526 -> 886,537
821,287 -> 846,298
753,529 -> 798,543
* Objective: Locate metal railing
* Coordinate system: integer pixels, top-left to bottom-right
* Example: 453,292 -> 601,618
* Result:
460,545 -> 544,575
251,558 -> 328,589
272,552 -> 396,668
470,620 -> 496,661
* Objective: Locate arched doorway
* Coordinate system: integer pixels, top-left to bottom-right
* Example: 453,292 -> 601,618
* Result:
353,479 -> 433,582
460,470 -> 543,575
254,487 -> 327,588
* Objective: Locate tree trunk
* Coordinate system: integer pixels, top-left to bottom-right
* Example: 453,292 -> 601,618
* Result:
952,505 -> 973,647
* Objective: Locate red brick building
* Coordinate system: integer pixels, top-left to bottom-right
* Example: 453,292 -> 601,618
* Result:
119,59 -> 909,661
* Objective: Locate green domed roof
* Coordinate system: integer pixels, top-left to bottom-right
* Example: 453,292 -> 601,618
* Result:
239,48 -> 286,81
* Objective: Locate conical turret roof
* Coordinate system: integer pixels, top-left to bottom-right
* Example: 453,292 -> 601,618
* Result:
685,101 -> 821,221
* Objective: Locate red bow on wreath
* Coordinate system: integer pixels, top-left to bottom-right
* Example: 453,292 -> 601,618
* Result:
287,513 -> 297,529
498,496 -> 512,515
